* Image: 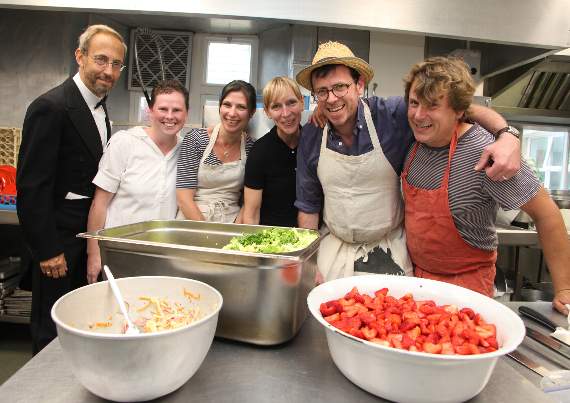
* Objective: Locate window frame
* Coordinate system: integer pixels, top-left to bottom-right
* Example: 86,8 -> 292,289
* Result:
202,35 -> 258,88
520,123 -> 570,190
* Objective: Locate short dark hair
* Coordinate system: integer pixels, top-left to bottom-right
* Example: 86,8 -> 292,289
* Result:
311,64 -> 361,88
220,80 -> 257,115
149,80 -> 189,110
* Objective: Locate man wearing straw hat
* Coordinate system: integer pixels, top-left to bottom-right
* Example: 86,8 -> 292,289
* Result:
295,41 -> 520,281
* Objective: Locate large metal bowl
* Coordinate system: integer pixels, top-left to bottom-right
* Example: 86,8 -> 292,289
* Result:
307,275 -> 525,403
78,220 -> 321,345
51,276 -> 223,402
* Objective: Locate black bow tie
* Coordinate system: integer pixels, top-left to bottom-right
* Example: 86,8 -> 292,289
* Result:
95,96 -> 111,140
95,96 -> 108,110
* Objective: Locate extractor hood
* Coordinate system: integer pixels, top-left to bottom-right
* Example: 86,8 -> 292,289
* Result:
489,55 -> 570,120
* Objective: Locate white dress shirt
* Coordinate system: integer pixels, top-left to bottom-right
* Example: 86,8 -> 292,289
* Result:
93,126 -> 182,228
65,74 -> 108,200
72,73 -> 108,147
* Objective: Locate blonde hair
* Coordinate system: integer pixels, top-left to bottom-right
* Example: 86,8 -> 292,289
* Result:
262,76 -> 303,111
404,56 -> 475,114
78,24 -> 127,57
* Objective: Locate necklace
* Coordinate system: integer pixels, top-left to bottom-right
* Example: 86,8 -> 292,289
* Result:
222,143 -> 232,159
218,131 -> 241,160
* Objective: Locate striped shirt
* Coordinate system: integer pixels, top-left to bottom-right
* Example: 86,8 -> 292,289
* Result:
404,124 -> 541,250
176,128 -> 254,189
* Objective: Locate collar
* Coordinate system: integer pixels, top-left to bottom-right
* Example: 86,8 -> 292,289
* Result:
355,99 -> 366,135
73,73 -> 103,111
328,98 -> 366,139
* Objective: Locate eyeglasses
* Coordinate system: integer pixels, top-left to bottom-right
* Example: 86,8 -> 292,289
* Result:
313,82 -> 353,102
86,53 -> 125,72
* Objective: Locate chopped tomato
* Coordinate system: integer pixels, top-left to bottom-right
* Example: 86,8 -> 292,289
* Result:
401,334 -> 415,349
423,342 -> 442,354
320,303 -> 337,317
406,326 -> 421,340
476,324 -> 496,339
358,311 -> 376,324
348,328 -> 364,339
375,288 -> 389,297
460,307 -> 475,320
338,298 -> 356,307
345,287 -> 365,304
361,326 -> 378,340
320,287 -> 499,356
324,313 -> 340,324
441,342 -> 455,355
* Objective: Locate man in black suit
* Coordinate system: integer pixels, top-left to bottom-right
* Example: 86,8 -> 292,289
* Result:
17,24 -> 127,353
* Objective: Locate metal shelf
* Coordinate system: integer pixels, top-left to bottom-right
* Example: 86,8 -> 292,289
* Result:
0,314 -> 30,324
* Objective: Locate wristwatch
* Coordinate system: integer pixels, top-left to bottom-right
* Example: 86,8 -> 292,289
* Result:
495,125 -> 520,139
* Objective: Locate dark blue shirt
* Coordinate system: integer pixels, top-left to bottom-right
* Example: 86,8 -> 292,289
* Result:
295,96 -> 413,214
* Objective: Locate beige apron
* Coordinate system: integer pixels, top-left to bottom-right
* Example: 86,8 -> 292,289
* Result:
176,123 -> 245,223
316,100 -> 413,281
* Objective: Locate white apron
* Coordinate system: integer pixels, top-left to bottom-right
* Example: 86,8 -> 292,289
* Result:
176,123 -> 245,223
316,100 -> 413,281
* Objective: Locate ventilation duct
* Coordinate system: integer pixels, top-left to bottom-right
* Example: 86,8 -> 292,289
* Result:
127,29 -> 193,91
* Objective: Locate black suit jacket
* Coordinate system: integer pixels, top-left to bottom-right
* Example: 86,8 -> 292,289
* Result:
17,77 -> 103,262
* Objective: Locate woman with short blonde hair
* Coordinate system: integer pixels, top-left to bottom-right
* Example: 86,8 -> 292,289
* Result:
242,76 -> 305,227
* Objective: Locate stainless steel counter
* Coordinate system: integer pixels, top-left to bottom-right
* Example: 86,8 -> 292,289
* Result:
0,302 -> 562,403
496,225 -> 539,246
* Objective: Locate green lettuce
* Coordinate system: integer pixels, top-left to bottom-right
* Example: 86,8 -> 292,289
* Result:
223,228 -> 318,253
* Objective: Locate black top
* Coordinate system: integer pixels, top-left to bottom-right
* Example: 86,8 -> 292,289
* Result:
244,126 -> 299,227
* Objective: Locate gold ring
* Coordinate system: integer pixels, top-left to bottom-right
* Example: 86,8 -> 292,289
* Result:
46,271 -> 51,275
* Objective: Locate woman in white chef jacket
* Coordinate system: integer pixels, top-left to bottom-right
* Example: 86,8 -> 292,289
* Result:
86,80 -> 188,284
175,80 -> 256,223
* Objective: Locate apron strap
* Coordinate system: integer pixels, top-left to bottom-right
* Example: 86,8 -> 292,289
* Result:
402,124 -> 460,189
441,125 -> 460,189
201,123 -> 221,165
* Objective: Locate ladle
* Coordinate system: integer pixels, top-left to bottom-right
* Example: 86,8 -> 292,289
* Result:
103,265 -> 140,335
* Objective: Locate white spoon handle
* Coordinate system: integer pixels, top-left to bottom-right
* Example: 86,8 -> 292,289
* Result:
103,265 -> 137,332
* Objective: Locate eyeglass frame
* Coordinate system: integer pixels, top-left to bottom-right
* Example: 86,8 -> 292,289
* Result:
82,50 -> 126,72
312,81 -> 355,102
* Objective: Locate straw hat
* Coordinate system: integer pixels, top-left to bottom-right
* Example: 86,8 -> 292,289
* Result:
296,41 -> 374,91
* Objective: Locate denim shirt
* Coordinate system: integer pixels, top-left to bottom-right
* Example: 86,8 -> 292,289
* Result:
295,96 -> 413,214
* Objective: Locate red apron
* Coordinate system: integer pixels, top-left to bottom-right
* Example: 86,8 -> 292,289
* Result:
401,129 -> 497,297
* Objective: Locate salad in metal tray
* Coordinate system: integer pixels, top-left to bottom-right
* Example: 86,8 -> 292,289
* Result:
223,227 -> 318,253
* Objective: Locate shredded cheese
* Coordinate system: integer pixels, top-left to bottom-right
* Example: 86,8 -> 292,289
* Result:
134,294 -> 204,333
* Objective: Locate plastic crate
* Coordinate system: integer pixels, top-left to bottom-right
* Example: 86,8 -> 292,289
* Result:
0,128 -> 22,167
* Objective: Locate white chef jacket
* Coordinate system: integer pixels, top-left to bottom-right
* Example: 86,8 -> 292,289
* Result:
93,126 -> 182,228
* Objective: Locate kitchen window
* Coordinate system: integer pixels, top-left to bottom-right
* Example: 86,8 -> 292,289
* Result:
204,37 -> 257,85
521,124 -> 570,190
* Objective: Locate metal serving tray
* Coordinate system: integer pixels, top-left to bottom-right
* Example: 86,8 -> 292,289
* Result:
78,220 -> 321,345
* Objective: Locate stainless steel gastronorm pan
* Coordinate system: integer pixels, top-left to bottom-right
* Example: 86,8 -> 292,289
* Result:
78,220 -> 321,345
